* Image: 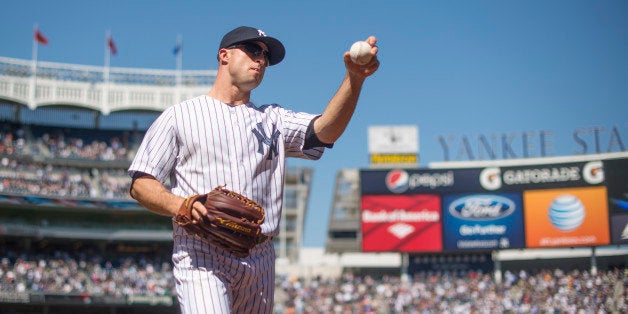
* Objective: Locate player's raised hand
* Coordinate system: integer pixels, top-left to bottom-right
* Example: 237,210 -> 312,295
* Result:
344,36 -> 379,79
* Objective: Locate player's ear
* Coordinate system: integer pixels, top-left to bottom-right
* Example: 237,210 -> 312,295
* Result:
217,48 -> 229,65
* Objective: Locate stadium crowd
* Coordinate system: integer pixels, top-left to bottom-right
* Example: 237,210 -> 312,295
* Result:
0,121 -> 137,200
1,121 -> 139,161
0,247 -> 175,298
36,129 -> 131,161
0,246 -> 625,313
0,158 -> 131,199
275,269 -> 626,313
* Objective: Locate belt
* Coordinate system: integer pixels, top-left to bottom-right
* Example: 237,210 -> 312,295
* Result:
255,234 -> 272,244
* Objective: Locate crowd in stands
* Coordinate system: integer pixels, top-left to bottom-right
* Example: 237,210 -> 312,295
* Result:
0,121 -> 141,200
275,269 -> 626,313
0,122 -> 27,155
32,125 -> 135,161
1,121 -> 140,162
0,158 -> 91,198
0,245 -> 625,313
0,158 -> 131,200
0,247 -> 175,299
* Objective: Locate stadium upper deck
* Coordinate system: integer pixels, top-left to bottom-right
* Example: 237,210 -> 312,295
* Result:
0,56 -> 216,114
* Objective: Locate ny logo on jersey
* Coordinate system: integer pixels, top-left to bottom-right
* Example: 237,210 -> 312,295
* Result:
252,122 -> 280,160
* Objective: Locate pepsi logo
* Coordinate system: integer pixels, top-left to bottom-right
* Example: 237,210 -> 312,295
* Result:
386,170 -> 409,193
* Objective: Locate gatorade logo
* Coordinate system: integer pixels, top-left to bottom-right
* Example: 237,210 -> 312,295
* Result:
582,161 -> 604,185
480,167 -> 502,191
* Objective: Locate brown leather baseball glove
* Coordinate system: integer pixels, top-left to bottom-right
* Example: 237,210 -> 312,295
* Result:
173,186 -> 265,258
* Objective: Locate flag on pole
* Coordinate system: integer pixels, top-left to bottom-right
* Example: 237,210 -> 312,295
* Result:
108,36 -> 117,55
34,28 -> 48,45
173,43 -> 182,56
174,35 -> 183,89
30,24 -> 46,110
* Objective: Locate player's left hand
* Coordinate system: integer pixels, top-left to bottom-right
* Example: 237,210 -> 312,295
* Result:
344,36 -> 379,79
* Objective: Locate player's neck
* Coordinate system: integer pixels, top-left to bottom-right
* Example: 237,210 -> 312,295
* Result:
207,86 -> 250,106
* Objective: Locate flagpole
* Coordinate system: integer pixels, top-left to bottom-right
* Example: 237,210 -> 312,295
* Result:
175,34 -> 182,102
103,30 -> 111,114
176,34 -> 182,84
104,30 -> 111,82
29,24 -> 39,110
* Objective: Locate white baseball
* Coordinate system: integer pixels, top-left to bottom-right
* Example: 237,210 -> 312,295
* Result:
349,41 -> 372,65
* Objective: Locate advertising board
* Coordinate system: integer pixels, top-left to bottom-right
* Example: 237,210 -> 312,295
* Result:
361,194 -> 442,252
360,157 -> 622,253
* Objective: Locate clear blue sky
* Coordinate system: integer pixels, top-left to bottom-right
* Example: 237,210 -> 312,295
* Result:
2,0 -> 627,247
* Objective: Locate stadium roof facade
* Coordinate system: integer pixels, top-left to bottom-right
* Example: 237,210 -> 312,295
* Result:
0,56 -> 216,114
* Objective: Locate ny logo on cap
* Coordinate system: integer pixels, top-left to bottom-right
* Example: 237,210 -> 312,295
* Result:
257,29 -> 266,37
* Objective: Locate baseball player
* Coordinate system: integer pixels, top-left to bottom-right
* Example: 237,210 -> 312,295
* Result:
128,26 -> 379,313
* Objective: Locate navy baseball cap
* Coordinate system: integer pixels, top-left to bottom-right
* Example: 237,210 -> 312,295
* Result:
219,26 -> 286,66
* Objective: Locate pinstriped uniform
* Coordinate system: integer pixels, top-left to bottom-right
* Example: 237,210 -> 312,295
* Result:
128,95 -> 326,313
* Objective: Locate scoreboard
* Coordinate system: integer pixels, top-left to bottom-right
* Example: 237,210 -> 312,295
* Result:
359,156 -> 627,253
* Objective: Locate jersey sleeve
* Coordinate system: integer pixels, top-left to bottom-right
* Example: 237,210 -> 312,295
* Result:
279,107 -> 327,160
128,107 -> 179,183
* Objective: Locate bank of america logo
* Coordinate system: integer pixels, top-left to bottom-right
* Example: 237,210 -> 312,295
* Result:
388,223 -> 415,239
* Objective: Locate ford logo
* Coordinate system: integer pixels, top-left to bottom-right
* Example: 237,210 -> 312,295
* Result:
449,195 -> 515,220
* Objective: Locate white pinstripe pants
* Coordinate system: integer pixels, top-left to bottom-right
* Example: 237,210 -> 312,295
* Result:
173,237 -> 275,314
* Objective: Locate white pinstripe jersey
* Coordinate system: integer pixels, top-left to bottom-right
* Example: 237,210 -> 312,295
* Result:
128,95 -> 325,236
